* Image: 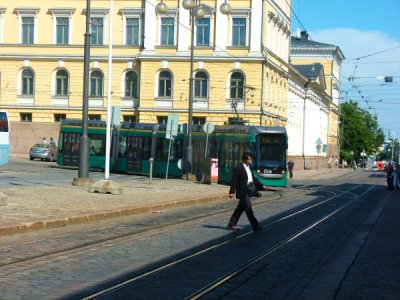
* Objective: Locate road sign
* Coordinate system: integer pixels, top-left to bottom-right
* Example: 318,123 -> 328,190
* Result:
203,122 -> 215,134
166,113 -> 179,139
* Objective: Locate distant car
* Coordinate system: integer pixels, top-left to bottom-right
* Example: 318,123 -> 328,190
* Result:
29,143 -> 57,162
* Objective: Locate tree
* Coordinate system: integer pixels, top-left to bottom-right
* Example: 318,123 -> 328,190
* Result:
339,101 -> 385,159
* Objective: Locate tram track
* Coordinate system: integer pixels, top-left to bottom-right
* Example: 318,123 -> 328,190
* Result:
79,179 -> 373,299
0,170 -> 363,269
0,170 -> 382,299
0,170 -> 362,269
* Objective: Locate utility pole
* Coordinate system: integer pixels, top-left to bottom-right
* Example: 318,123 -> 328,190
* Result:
73,0 -> 92,186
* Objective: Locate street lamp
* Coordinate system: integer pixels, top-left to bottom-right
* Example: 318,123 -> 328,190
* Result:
73,0 -> 92,186
155,0 -> 231,174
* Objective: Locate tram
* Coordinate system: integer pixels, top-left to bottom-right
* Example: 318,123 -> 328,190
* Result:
57,120 -> 288,187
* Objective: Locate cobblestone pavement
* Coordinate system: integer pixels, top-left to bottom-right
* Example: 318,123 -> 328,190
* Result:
1,158 -> 399,299
0,157 -> 353,236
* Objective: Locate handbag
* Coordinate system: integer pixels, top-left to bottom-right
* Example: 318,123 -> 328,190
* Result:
247,182 -> 260,197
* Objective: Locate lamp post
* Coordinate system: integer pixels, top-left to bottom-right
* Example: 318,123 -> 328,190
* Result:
73,0 -> 92,186
156,0 -> 231,174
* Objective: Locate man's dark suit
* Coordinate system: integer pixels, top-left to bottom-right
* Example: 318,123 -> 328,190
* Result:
228,163 -> 261,231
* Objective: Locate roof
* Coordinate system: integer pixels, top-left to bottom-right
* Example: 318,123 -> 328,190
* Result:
291,31 -> 345,60
292,63 -> 324,81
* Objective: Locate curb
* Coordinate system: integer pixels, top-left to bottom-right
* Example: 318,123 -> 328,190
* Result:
0,191 -> 283,237
0,194 -> 228,236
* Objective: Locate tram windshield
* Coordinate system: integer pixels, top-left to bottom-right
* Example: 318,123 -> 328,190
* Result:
258,134 -> 287,168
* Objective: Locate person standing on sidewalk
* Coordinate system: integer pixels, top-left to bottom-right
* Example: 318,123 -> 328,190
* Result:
227,152 -> 265,233
288,160 -> 295,178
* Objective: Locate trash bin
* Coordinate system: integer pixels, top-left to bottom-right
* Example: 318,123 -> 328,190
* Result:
203,158 -> 218,184
211,158 -> 218,183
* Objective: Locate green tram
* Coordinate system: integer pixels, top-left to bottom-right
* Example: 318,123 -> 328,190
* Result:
57,120 -> 288,187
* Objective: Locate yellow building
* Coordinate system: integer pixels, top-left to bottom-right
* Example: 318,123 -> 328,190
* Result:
0,0 -> 292,153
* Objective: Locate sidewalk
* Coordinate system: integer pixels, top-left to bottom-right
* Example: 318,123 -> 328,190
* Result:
0,162 -> 348,237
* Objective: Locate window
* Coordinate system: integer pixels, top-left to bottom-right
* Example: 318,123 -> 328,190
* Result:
54,114 -> 66,122
0,8 -> 5,43
15,8 -> 39,44
160,17 -> 175,46
158,70 -> 172,98
90,70 -> 103,97
157,116 -> 167,124
49,8 -> 75,45
193,117 -> 206,125
22,69 -> 34,95
120,8 -> 142,46
56,17 -> 69,44
194,71 -> 208,99
20,113 -> 32,122
123,115 -> 136,122
88,114 -> 101,121
56,70 -> 69,96
230,72 -> 244,99
22,17 -> 34,44
89,134 -> 105,156
125,71 -> 138,98
196,18 -> 210,46
126,18 -> 140,46
0,112 -> 8,132
232,18 -> 246,47
91,17 -> 104,45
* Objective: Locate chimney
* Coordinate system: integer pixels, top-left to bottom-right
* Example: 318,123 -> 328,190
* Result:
300,31 -> 308,40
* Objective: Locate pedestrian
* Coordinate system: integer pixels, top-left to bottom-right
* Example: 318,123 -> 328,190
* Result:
50,137 -> 55,145
328,156 -> 332,168
227,152 -> 266,233
393,163 -> 400,191
42,137 -> 48,144
385,162 -> 394,190
287,160 -> 294,179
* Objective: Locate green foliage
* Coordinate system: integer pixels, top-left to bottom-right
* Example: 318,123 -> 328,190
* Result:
339,101 -> 385,159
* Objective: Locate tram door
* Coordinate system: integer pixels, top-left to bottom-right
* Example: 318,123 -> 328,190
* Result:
126,136 -> 143,173
62,132 -> 80,166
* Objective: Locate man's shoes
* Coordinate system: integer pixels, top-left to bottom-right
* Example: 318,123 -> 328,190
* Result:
227,225 -> 241,232
253,226 -> 263,233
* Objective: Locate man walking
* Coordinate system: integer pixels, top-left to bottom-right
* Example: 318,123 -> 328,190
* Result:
227,152 -> 266,233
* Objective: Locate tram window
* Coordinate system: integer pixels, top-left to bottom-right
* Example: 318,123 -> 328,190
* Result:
89,134 -> 105,156
142,138 -> 151,160
63,132 -> 80,153
260,144 -> 285,167
155,138 -> 182,161
119,136 -> 127,157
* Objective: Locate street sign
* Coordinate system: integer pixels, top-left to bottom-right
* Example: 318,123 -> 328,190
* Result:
203,122 -> 215,134
166,113 -> 179,139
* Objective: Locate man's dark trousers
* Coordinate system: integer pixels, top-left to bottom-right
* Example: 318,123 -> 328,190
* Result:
228,193 -> 260,230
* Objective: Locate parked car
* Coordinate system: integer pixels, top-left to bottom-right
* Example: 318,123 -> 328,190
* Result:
29,143 -> 57,162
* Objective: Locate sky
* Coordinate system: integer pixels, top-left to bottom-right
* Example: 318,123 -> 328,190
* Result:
291,0 -> 400,140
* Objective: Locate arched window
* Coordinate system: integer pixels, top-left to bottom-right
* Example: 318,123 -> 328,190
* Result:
56,70 -> 69,96
90,70 -> 103,97
125,71 -> 138,98
230,72 -> 244,99
158,70 -> 172,97
194,71 -> 208,99
22,69 -> 34,95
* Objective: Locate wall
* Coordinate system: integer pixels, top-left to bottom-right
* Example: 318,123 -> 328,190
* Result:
10,122 -> 60,154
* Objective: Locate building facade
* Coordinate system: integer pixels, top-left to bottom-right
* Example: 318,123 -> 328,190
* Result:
290,31 -> 345,160
0,0 -> 292,153
287,63 -> 331,169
